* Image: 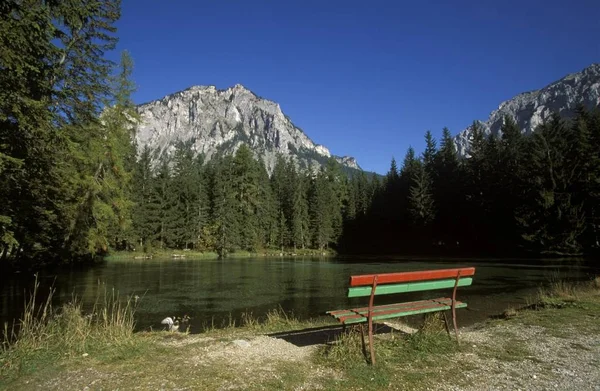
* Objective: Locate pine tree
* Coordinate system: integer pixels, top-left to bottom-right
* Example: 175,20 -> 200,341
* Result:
0,0 -> 122,263
270,155 -> 290,248
192,154 -> 209,250
517,114 -> 585,253
463,121 -> 488,247
0,2 -> 54,260
290,172 -> 311,250
400,147 -> 419,178
154,157 -> 175,249
588,109 -> 600,250
487,115 -> 524,250
310,169 -> 335,250
85,51 -> 138,253
386,157 -> 399,187
568,106 -> 600,250
170,142 -> 198,249
432,127 -> 462,245
422,130 -> 437,174
54,0 -> 122,255
210,155 -> 239,257
324,158 -> 346,242
355,171 -> 370,216
256,157 -> 277,249
408,160 -> 435,226
232,145 -> 262,251
131,146 -> 158,251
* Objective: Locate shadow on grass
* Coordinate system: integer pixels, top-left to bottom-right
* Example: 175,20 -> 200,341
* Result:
267,322 -> 398,347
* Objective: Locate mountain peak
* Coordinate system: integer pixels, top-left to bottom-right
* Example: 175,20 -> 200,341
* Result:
455,64 -> 600,156
232,83 -> 249,90
135,86 -> 360,173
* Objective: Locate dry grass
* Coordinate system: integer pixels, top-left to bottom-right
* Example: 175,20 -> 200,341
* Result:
537,276 -> 600,304
502,306 -> 518,319
1,276 -> 138,381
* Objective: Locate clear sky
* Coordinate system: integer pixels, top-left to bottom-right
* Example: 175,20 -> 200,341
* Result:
114,0 -> 600,174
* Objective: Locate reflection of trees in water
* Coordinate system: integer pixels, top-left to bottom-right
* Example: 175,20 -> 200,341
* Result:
1,257 -> 595,334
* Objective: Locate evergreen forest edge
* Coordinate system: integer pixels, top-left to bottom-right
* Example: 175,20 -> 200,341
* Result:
1,1 -> 600,268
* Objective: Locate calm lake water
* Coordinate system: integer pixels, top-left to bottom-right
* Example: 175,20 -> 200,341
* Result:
1,256 -> 598,333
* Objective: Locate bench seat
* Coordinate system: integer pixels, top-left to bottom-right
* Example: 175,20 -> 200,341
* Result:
324,267 -> 476,365
327,297 -> 467,324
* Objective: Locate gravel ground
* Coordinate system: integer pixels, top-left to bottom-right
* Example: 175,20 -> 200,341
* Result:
7,313 -> 600,390
437,323 -> 600,391
174,320 -> 600,391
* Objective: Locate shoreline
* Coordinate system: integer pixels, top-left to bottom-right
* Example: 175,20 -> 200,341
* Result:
104,248 -> 337,261
2,280 -> 599,390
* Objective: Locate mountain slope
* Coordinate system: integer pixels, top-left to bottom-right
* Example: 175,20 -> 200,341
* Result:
455,63 -> 600,155
135,84 -> 359,173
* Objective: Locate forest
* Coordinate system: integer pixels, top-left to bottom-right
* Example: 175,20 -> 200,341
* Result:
1,1 -> 599,266
124,109 -> 600,259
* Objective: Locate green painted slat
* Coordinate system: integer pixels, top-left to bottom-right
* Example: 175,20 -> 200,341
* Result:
347,277 -> 473,298
341,303 -> 468,324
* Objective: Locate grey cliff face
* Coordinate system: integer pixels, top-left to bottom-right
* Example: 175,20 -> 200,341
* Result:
455,64 -> 600,156
135,84 -> 359,173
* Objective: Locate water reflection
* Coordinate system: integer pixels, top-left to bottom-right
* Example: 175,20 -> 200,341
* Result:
1,257 -> 597,333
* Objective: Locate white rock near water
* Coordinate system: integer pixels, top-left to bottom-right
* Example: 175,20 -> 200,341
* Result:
135,84 -> 359,173
455,63 -> 600,156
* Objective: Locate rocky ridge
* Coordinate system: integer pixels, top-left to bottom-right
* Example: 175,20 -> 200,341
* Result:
135,84 -> 359,173
455,63 -> 600,156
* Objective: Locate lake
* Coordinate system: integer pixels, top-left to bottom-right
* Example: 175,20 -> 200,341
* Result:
1,256 -> 597,333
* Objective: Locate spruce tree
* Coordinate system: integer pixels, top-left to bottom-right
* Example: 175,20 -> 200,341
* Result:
131,146 -> 158,251
408,160 -> 435,226
310,169 -> 334,250
290,172 -> 311,250
210,155 -> 239,257
170,142 -> 198,249
517,114 -> 585,253
432,127 -> 462,246
422,130 -> 437,174
84,51 -> 139,253
232,145 -> 262,251
0,0 -> 122,262
192,154 -> 209,251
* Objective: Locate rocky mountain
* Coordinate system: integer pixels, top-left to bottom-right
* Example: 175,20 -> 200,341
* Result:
135,84 -> 359,173
455,63 -> 600,156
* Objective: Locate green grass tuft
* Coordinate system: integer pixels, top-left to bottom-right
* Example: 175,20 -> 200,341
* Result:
1,276 -> 138,382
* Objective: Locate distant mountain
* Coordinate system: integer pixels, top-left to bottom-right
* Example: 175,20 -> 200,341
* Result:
135,84 -> 359,173
455,64 -> 600,156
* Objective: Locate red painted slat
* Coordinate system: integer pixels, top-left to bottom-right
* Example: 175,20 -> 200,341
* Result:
349,267 -> 475,287
337,300 -> 464,323
327,297 -> 451,316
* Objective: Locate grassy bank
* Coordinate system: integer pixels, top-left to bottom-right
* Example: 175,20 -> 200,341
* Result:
104,248 -> 335,261
2,278 -> 599,390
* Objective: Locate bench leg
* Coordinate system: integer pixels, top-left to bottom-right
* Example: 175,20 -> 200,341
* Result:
368,315 -> 376,365
359,323 -> 368,363
452,307 -> 460,345
451,272 -> 461,345
443,311 -> 451,336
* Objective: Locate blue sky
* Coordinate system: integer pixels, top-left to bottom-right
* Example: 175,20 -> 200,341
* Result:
115,0 -> 600,174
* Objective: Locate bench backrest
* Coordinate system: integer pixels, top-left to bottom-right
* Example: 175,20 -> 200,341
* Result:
347,267 -> 475,298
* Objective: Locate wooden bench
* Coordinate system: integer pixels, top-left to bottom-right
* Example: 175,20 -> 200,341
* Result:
326,267 -> 475,364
